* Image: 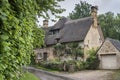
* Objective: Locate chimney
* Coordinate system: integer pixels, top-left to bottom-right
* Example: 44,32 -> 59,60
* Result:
91,6 -> 98,28
43,20 -> 48,28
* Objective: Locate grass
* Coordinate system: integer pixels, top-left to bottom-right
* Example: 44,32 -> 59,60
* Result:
108,70 -> 120,80
20,72 -> 39,80
31,65 -> 59,73
0,72 -> 39,80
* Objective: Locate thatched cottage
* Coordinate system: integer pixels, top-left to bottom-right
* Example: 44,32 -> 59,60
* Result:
34,6 -> 104,63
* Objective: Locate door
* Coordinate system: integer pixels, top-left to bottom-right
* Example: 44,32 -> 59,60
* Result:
43,52 -> 48,61
101,54 -> 118,69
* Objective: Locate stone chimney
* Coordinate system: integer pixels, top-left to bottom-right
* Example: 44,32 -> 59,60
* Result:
43,20 -> 48,28
91,6 -> 98,28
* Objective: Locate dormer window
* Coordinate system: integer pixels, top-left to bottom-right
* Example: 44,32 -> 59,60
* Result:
53,29 -> 59,34
49,29 -> 60,35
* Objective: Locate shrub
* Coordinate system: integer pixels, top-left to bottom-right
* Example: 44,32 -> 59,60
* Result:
75,61 -> 85,70
39,60 -> 63,71
85,49 -> 100,69
38,60 -> 86,72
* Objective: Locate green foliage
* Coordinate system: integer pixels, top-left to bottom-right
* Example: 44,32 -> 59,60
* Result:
0,0 -> 64,80
54,43 -> 66,58
67,43 -> 84,59
38,60 -> 85,72
54,43 -> 65,50
85,49 -> 99,69
98,12 -> 120,40
33,27 -> 45,48
0,74 -> 4,80
69,1 -> 92,19
19,72 -> 39,80
110,70 -> 120,80
54,43 -> 84,60
39,60 -> 63,71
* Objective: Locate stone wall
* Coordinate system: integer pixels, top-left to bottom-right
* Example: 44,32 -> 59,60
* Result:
97,39 -> 120,69
84,25 -> 102,60
34,47 -> 55,63
97,40 -> 119,54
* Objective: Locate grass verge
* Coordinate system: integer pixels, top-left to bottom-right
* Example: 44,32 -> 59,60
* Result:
108,70 -> 120,80
20,72 -> 39,80
31,65 -> 59,73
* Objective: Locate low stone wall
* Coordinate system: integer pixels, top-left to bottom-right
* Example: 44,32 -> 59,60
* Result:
26,67 -> 78,80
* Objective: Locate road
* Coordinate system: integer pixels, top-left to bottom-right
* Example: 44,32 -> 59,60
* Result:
63,70 -> 114,80
27,67 -> 114,80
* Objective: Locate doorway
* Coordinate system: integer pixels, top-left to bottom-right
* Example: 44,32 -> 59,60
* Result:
43,52 -> 48,61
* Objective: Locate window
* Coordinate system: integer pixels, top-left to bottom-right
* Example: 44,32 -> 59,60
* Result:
53,29 -> 59,34
49,29 -> 59,35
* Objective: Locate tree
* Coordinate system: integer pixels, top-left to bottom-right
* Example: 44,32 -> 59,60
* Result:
98,12 -> 120,40
69,1 -> 92,19
0,0 -> 65,80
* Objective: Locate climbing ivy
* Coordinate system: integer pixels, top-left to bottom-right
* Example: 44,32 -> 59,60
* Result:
0,0 -> 64,80
54,43 -> 84,60
33,27 -> 45,48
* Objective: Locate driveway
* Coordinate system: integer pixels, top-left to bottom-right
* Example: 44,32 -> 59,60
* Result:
63,70 -> 114,80
27,67 -> 115,80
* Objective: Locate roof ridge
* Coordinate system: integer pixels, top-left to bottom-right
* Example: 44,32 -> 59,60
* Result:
65,16 -> 92,24
106,37 -> 120,42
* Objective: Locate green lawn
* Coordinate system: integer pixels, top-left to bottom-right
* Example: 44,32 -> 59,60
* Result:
0,72 -> 39,80
20,72 -> 39,80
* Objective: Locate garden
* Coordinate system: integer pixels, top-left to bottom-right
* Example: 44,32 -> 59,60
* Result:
32,43 -> 100,72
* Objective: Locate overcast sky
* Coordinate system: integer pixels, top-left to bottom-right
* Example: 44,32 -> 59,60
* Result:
38,0 -> 120,26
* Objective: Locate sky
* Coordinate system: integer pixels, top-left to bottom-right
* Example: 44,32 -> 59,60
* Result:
37,0 -> 120,26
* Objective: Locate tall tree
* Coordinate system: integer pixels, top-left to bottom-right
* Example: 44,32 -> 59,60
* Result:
0,0 -> 65,80
98,12 -> 120,40
69,1 -> 92,19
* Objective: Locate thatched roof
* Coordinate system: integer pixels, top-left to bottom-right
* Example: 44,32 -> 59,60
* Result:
43,17 -> 103,46
59,17 -> 93,43
50,17 -> 69,30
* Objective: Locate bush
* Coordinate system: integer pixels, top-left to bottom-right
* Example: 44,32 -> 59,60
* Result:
39,60 -> 63,71
75,61 -> 85,70
85,49 -> 100,69
38,60 -> 86,72
85,56 -> 99,69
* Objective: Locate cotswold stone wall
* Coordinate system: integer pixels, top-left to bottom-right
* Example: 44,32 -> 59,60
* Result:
27,67 -> 77,80
97,40 -> 119,54
84,25 -> 102,60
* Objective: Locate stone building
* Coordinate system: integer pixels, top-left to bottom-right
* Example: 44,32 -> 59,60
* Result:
34,6 -> 104,62
97,38 -> 120,69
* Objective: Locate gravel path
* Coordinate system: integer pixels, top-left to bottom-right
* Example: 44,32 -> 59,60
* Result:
63,70 -> 114,80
